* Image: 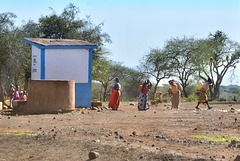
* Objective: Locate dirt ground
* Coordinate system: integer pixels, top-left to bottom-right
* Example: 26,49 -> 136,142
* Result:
0,102 -> 240,161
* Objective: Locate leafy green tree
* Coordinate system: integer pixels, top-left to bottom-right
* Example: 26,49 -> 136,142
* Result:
195,31 -> 240,100
92,57 -> 126,101
0,12 -> 17,104
120,67 -> 148,101
164,37 -> 199,97
140,48 -> 173,99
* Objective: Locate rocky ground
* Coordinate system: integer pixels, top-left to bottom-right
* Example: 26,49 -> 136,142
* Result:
0,102 -> 240,161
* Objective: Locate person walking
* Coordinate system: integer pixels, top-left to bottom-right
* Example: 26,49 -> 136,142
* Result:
108,78 -> 121,110
137,79 -> 152,111
196,78 -> 213,110
169,80 -> 181,109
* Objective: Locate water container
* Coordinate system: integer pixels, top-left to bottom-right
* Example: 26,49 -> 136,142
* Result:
5,100 -> 10,107
0,102 -> 2,110
197,83 -> 204,91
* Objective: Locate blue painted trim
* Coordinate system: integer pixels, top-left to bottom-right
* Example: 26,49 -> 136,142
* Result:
41,49 -> 45,79
23,38 -> 43,49
23,38 -> 98,49
31,46 -> 33,79
75,83 -> 91,107
88,49 -> 93,83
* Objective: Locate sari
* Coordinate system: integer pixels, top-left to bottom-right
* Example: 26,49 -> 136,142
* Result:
108,83 -> 121,109
170,84 -> 180,109
138,85 -> 150,110
198,88 -> 207,105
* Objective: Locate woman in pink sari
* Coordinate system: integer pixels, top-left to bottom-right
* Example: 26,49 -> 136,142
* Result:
13,85 -> 20,100
108,78 -> 121,110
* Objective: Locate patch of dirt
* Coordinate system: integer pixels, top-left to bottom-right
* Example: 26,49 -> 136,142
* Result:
0,102 -> 240,160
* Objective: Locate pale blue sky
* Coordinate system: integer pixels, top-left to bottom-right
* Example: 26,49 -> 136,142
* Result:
0,0 -> 240,85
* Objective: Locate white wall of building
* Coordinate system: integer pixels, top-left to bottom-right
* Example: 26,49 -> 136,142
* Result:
45,49 -> 89,83
31,46 -> 41,80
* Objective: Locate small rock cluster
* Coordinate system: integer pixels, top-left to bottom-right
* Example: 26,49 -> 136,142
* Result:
228,140 -> 240,148
88,151 -> 99,160
91,106 -> 108,112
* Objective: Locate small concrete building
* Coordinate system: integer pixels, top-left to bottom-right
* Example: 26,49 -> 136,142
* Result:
23,38 -> 98,107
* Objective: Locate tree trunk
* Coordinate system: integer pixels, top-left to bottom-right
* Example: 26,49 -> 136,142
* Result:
182,85 -> 188,98
24,69 -> 31,90
0,73 -> 6,105
103,84 -> 108,102
213,84 -> 220,100
209,85 -> 214,100
153,80 -> 160,100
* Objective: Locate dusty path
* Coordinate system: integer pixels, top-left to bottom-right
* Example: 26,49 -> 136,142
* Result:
0,102 -> 239,160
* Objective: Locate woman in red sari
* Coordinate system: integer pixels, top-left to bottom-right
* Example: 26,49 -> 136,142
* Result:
108,78 -> 121,110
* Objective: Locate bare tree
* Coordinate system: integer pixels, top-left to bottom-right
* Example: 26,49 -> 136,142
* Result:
140,48 -> 173,99
164,37 -> 199,97
196,31 -> 240,100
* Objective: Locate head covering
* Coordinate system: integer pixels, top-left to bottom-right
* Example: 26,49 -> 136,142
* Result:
207,78 -> 213,84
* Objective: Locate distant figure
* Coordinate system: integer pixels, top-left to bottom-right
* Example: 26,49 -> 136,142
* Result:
9,84 -> 15,107
196,78 -> 213,110
233,96 -> 237,102
108,78 -> 121,110
20,90 -> 27,101
169,80 -> 181,109
13,85 -> 20,100
137,79 -> 152,111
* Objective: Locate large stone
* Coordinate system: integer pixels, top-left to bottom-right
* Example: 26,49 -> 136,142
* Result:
234,155 -> 240,161
91,101 -> 102,107
89,151 -> 99,160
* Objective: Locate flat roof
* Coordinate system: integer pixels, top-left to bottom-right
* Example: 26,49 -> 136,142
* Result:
24,38 -> 96,46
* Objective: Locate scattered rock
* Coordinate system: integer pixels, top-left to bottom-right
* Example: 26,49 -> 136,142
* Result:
119,136 -> 124,139
132,131 -> 137,136
53,117 -> 56,119
129,103 -> 135,106
234,155 -> 240,161
114,131 -> 119,135
91,107 -> 98,110
228,140 -> 240,148
93,140 -> 100,143
81,111 -> 85,114
8,117 -> 10,119
155,135 -> 168,141
194,128 -> 198,130
91,101 -> 102,107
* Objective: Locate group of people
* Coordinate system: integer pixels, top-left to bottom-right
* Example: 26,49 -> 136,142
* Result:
108,77 -> 214,111
9,84 -> 27,108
